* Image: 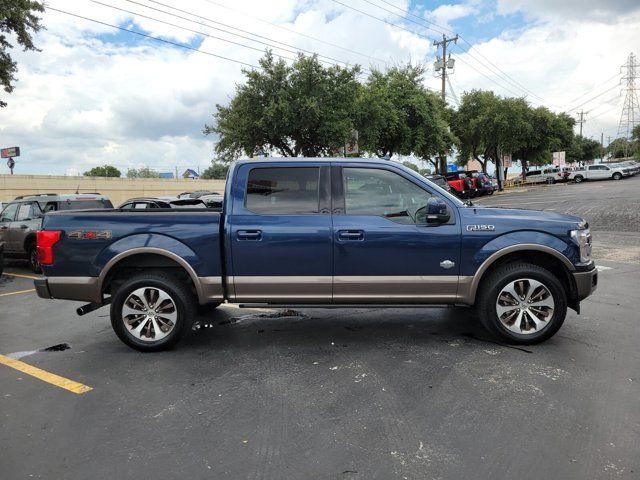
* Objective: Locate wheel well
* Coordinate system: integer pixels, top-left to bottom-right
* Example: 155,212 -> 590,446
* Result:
476,250 -> 576,301
24,234 -> 36,250
102,253 -> 197,299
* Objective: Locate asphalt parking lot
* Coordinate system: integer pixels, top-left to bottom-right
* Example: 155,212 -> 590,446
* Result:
1,176 -> 639,479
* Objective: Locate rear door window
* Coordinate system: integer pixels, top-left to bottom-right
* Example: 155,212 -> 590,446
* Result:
246,167 -> 319,214
58,199 -> 114,210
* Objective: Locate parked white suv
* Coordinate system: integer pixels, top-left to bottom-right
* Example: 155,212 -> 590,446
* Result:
568,164 -> 631,183
518,167 -> 564,184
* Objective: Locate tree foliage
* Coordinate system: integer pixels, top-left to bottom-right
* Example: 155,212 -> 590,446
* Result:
1,0 -> 44,107
206,51 -> 361,159
200,162 -> 229,179
606,138 -> 632,158
452,90 -> 574,176
126,166 -> 160,178
83,165 -> 121,177
358,65 -> 452,162
567,135 -> 602,164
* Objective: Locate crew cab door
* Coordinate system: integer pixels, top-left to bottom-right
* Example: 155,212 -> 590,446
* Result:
227,163 -> 333,303
587,165 -> 610,180
10,202 -> 42,252
0,203 -> 19,252
332,164 -> 461,303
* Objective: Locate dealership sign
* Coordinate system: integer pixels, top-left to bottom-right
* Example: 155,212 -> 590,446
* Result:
1,146 -> 20,158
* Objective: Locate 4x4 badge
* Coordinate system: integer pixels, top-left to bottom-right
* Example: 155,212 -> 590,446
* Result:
68,230 -> 112,240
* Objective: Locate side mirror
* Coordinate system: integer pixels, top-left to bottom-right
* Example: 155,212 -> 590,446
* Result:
425,197 -> 450,224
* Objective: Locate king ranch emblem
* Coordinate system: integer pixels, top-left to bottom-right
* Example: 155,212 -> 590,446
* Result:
466,225 -> 495,232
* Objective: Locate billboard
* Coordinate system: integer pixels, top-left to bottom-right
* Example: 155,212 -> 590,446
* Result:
1,146 -> 20,158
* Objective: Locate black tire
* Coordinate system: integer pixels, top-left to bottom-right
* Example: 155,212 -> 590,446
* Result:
27,244 -> 41,273
612,172 -> 622,180
476,262 -> 567,345
486,190 -> 494,195
574,175 -> 584,183
110,272 -> 196,352
0,249 -> 4,278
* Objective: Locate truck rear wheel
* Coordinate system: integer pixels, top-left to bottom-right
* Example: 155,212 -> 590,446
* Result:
110,273 -> 196,352
476,263 -> 567,344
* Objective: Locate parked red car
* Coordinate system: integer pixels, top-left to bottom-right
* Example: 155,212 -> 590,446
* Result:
445,172 -> 477,197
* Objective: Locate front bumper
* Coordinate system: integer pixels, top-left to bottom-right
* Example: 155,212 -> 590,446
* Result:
572,267 -> 598,300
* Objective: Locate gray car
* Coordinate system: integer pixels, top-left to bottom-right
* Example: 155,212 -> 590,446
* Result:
0,193 -> 113,272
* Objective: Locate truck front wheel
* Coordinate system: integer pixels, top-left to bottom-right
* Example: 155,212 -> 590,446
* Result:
476,263 -> 567,344
110,273 -> 196,351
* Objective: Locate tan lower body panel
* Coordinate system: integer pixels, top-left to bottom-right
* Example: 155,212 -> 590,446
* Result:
228,275 -> 332,303
228,275 -> 473,304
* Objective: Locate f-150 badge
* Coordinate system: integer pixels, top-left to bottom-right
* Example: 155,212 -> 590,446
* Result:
466,225 -> 495,232
68,230 -> 112,240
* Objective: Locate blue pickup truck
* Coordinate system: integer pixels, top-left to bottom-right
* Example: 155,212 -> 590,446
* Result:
35,158 -> 597,351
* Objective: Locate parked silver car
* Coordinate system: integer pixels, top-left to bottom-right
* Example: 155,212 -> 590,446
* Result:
0,193 -> 113,272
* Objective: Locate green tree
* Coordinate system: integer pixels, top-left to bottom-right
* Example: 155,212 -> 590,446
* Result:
450,90 -> 500,172
126,167 -> 160,178
83,165 -> 121,177
1,0 -> 45,107
200,162 -> 229,179
606,138 -> 631,158
567,135 -> 602,164
513,107 -> 574,177
402,161 -> 419,172
358,64 -> 452,162
206,51 -> 361,159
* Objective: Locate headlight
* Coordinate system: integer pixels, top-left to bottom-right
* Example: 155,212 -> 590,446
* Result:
570,227 -> 592,263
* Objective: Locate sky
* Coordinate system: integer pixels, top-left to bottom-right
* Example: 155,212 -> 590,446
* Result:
0,0 -> 639,176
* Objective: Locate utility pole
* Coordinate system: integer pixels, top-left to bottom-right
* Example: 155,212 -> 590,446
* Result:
433,33 -> 458,174
617,52 -> 639,158
576,110 -> 586,137
600,132 -> 604,162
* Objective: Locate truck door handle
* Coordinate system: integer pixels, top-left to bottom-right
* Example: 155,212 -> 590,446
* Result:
20,224 -> 29,229
237,230 -> 262,240
338,230 -> 364,240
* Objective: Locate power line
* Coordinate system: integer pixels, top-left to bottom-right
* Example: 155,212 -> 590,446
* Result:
47,6 -> 260,68
121,0 -> 360,70
90,0 -> 298,63
566,83 -> 620,112
357,0 -> 550,104
200,0 -> 391,67
562,72 -> 619,107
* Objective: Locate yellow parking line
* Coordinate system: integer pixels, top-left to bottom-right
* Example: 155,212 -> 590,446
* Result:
0,288 -> 36,297
2,272 -> 41,280
0,354 -> 93,394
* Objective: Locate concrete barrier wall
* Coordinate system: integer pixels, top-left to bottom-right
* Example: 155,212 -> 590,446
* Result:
0,175 -> 226,205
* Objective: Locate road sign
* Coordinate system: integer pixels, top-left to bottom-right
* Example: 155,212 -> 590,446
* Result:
552,151 -> 566,166
345,130 -> 358,155
1,146 -> 20,158
502,153 -> 512,168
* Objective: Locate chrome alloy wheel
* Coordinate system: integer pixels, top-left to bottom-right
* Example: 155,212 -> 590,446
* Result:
495,278 -> 555,334
122,287 -> 178,342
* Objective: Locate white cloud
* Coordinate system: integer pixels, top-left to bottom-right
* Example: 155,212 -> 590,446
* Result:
425,3 -> 478,32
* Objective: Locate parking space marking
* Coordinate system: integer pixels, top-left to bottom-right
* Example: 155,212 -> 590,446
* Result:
0,354 -> 93,395
0,288 -> 36,297
2,272 -> 41,280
